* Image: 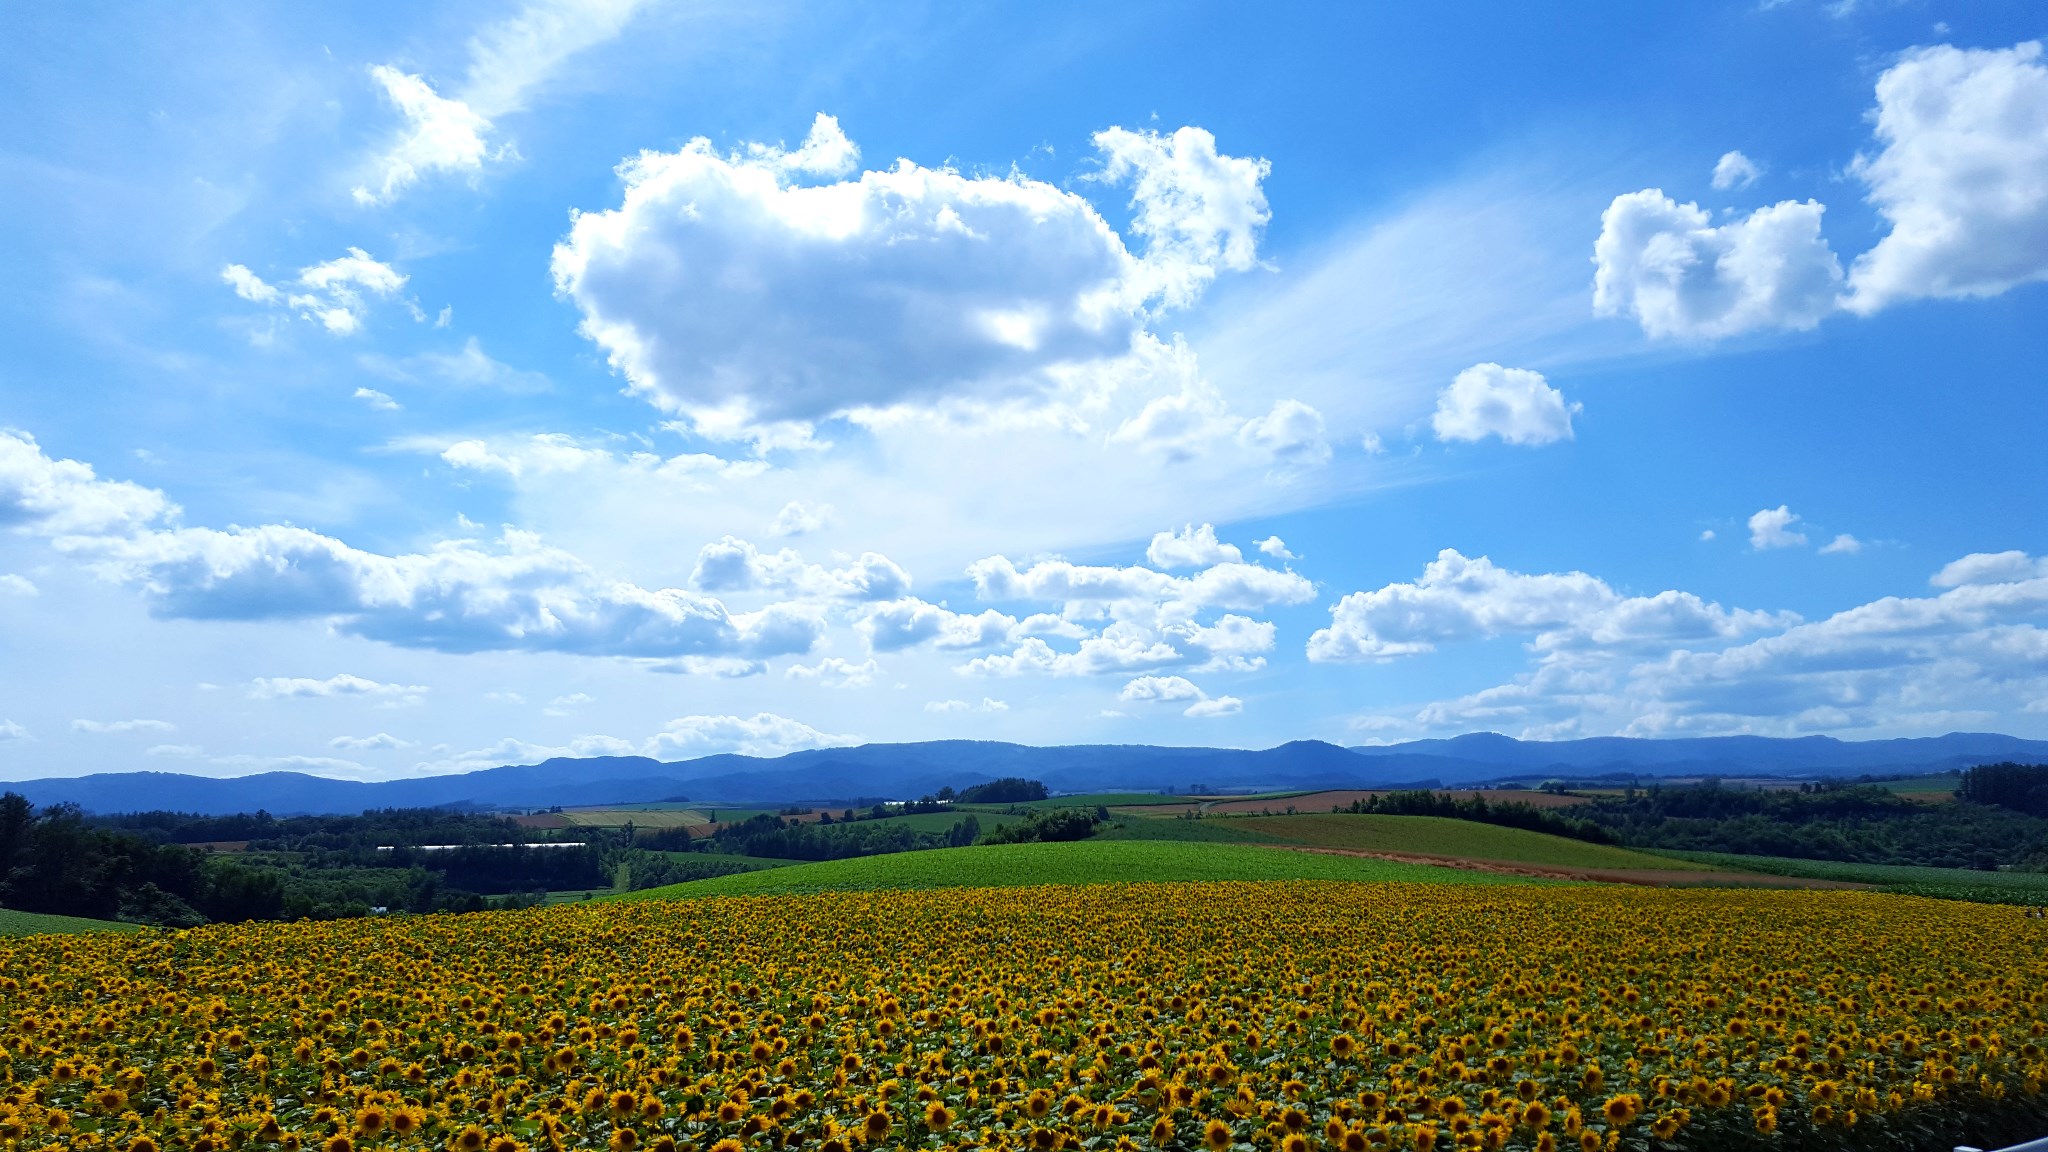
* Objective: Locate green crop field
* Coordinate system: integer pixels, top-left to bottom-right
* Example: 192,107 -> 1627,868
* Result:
850,811 -> 1027,834
0,908 -> 141,937
1002,792 -> 1180,810
1654,851 -> 2048,905
1095,817 -> 1289,843
1207,813 -> 1713,871
618,840 -> 1533,899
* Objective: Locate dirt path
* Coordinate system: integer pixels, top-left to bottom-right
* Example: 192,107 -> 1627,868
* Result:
1281,846 -> 1869,889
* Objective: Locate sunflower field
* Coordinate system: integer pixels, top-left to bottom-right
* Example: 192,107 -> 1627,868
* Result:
2,882 -> 2044,1152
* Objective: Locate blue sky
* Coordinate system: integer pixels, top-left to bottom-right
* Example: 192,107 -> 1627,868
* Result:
4,1 -> 2048,780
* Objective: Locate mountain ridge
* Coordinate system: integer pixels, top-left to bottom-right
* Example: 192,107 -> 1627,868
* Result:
4,732 -> 2042,815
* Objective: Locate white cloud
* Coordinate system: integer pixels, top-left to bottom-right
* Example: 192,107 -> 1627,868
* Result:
1593,190 -> 1842,339
689,536 -> 910,601
353,66 -> 498,206
1236,399 -> 1331,465
248,674 -> 428,701
353,387 -> 401,411
1820,533 -> 1864,555
356,0 -> 653,204
785,656 -> 880,688
1711,150 -> 1763,191
1146,523 -> 1241,569
968,554 -> 1314,612
221,264 -> 278,303
1699,529 -> 1717,542
1119,674 -> 1242,718
543,692 -> 595,716
640,712 -> 858,759
1748,505 -> 1808,550
71,718 -> 175,734
0,574 -> 34,596
1,429 -> 174,536
329,732 -> 412,751
1845,42 -> 2048,312
1119,674 -> 1203,702
856,598 -> 1016,653
146,743 -> 202,758
1308,548 -> 1791,662
1256,536 -> 1294,560
363,338 -> 551,393
922,695 -> 1010,714
223,248 -> 407,336
1431,363 -> 1578,446
1931,550 -> 2048,588
65,525 -> 827,663
1088,125 -> 1272,308
551,118 -> 1266,440
769,501 -> 833,537
0,721 -> 29,742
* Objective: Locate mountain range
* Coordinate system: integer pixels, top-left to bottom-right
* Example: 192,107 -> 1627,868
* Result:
4,731 -> 2045,816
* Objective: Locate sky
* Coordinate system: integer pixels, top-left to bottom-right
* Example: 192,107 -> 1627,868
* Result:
4,1 -> 2048,782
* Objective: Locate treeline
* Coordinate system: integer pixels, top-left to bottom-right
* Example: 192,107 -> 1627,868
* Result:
1340,791 -> 1618,844
1960,762 -> 2048,818
702,813 -> 982,861
1572,782 -> 2048,871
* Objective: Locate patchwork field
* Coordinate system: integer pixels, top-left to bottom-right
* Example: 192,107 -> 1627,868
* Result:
1657,850 -> 2048,905
6,881 -> 2044,1152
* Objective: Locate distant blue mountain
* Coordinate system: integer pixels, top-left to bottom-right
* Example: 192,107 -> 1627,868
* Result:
4,731 -> 2043,816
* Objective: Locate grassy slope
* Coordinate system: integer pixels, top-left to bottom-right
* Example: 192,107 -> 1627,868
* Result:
619,840 -> 1531,899
1655,851 -> 2048,905
0,908 -> 141,937
1108,813 -> 1705,871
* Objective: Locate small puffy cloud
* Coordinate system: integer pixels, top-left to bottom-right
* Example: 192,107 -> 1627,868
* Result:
1593,190 -> 1842,339
1748,505 -> 1808,550
1845,42 -> 2048,313
353,387 -> 401,411
1119,674 -> 1241,718
329,732 -> 412,751
248,674 -> 428,701
1820,533 -> 1864,555
785,656 -> 880,688
221,264 -> 278,303
1308,548 -> 1791,662
353,66 -> 497,206
1237,399 -> 1331,465
1119,674 -> 1203,702
1431,363 -> 1578,446
1711,150 -> 1763,191
1146,523 -> 1241,570
1931,550 -> 2048,588
71,718 -> 175,734
1699,529 -> 1717,542
1256,536 -> 1294,560
769,501 -> 833,537
543,692 -> 595,716
0,574 -> 35,596
968,555 -> 1313,612
640,712 -> 858,759
923,697 -> 1008,713
1,429 -> 174,536
857,598 -> 1016,653
552,117 -> 1266,439
0,720 -> 26,741
689,537 -> 910,601
223,248 -> 407,335
146,743 -> 202,758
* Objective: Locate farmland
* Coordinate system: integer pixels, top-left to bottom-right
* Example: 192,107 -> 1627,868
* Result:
0,907 -> 139,937
622,840 -> 1513,898
4,881 -> 2045,1152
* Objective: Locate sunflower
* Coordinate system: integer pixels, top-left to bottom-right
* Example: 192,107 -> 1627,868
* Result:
1205,1119 -> 1234,1149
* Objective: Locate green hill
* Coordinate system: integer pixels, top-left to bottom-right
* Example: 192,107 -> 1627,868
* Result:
1218,813 -> 1712,871
0,908 -> 142,937
619,839 -> 1534,900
